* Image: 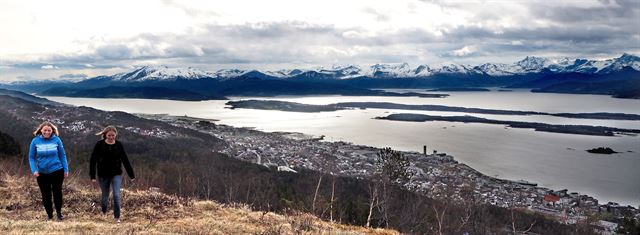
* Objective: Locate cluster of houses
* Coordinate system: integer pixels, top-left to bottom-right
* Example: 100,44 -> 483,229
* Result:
162,116 -> 639,233
123,126 -> 173,138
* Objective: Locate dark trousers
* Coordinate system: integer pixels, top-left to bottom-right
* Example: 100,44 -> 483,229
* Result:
36,169 -> 64,217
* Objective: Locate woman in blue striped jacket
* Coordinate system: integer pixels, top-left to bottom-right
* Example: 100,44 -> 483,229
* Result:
28,121 -> 69,221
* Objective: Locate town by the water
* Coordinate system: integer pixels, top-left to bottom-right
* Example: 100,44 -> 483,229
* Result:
142,114 -> 637,230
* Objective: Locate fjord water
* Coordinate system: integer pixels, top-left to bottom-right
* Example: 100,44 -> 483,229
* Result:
45,90 -> 640,206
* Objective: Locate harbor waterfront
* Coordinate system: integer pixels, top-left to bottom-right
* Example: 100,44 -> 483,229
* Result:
44,90 -> 640,207
141,113 -> 633,222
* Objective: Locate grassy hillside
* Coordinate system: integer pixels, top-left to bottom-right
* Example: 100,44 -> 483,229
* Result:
0,159 -> 395,234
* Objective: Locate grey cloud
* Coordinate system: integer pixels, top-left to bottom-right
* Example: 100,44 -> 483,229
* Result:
508,27 -> 630,43
202,22 -> 340,40
444,25 -> 629,43
96,44 -> 133,60
164,45 -> 204,57
5,9 -> 639,75
425,0 -> 638,43
1,22 -> 495,69
8,61 -> 119,70
59,73 -> 88,79
441,26 -> 496,40
456,37 -> 634,60
171,1 -> 636,65
16,75 -> 37,80
47,53 -> 100,64
362,8 -> 391,22
192,23 -> 442,64
357,28 -> 441,46
528,0 -> 639,24
11,63 -> 51,69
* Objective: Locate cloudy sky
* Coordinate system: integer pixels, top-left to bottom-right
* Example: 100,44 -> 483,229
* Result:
1,0 -> 638,82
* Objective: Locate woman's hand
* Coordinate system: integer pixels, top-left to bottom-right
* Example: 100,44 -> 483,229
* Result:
64,172 -> 69,178
33,172 -> 39,177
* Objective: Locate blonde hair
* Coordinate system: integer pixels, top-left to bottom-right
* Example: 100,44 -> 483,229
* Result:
96,126 -> 118,139
33,121 -> 60,136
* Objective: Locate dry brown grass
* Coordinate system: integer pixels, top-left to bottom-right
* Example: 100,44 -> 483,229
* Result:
0,172 -> 397,234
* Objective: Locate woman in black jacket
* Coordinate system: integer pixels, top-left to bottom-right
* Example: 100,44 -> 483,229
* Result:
90,126 -> 135,223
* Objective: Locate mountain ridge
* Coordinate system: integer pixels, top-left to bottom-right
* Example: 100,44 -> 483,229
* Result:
2,53 -> 638,100
104,53 -> 640,81
10,53 -> 633,84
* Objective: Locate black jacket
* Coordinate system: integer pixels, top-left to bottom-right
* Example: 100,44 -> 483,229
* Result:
90,140 -> 135,179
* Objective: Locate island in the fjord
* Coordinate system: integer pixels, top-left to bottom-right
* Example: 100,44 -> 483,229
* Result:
427,87 -> 491,92
227,100 -> 348,112
224,100 -> 640,137
586,147 -> 619,154
376,113 -> 640,137
226,100 -> 640,121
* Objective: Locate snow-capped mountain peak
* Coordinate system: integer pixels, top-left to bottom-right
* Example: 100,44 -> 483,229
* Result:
320,64 -> 364,78
213,69 -> 247,78
433,63 -> 475,74
618,53 -> 639,62
614,53 -> 640,68
369,63 -> 414,78
597,53 -> 640,73
554,57 -> 575,66
263,69 -> 298,78
113,65 -> 213,82
414,64 -> 433,76
515,56 -> 551,72
474,63 -> 515,76
370,63 -> 410,71
90,53 -> 639,83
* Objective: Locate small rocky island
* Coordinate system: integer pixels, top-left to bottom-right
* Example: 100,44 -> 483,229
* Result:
586,147 -> 619,154
427,87 -> 491,92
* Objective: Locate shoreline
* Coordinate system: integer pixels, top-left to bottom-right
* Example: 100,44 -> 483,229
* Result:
376,113 -> 640,137
226,99 -> 640,121
144,114 -> 638,222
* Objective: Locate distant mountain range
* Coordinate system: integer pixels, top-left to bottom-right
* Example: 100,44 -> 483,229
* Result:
0,88 -> 65,106
2,53 -> 638,99
77,53 -> 640,81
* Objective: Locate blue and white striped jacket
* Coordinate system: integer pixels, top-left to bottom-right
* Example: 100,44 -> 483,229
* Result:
28,135 -> 69,174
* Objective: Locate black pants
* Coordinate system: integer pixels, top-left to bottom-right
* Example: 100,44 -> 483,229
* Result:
36,169 -> 64,217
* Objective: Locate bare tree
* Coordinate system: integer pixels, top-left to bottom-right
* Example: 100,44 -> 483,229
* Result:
433,203 -> 447,235
312,173 -> 322,213
366,147 -> 413,228
511,208 -> 536,234
429,165 -> 456,234
330,175 -> 335,223
455,181 -> 479,233
312,152 -> 336,218
366,181 -> 379,228
222,170 -> 237,202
